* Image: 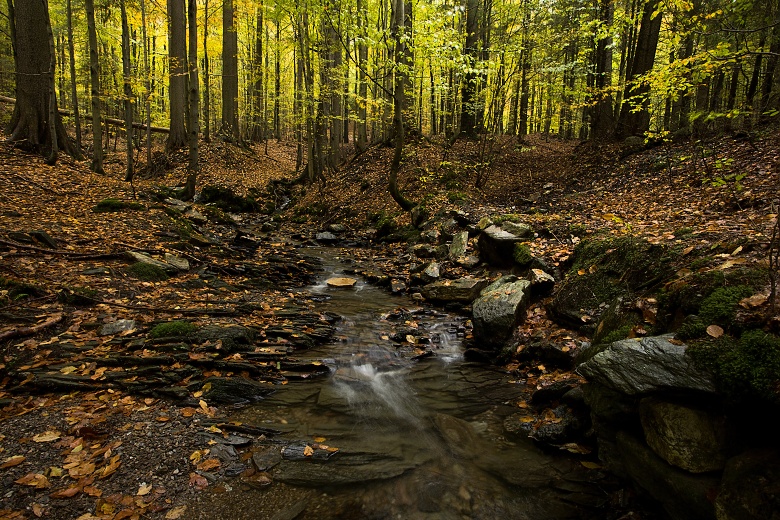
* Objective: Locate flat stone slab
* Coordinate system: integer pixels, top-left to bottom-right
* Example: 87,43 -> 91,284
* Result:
326,277 -> 357,288
125,251 -> 177,272
421,277 -> 488,303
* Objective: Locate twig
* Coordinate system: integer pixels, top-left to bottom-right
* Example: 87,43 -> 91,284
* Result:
0,313 -> 63,341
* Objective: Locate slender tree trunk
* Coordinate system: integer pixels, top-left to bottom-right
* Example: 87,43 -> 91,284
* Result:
461,0 -> 482,137
274,9 -> 281,139
167,0 -> 188,150
202,0 -> 210,142
221,0 -> 240,141
86,0 -> 104,174
140,0 -> 152,165
356,0 -> 368,151
252,4 -> 265,142
65,0 -> 82,159
388,0 -> 415,211
185,0 -> 199,199
120,0 -> 134,181
590,0 -> 615,139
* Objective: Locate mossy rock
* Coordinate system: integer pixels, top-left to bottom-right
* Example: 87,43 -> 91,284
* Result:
92,198 -> 145,213
149,320 -> 198,338
202,205 -> 236,225
200,185 -> 259,212
593,297 -> 642,345
688,330 -> 780,406
548,237 -> 671,330
513,243 -> 533,266
193,325 -> 256,353
0,277 -> 44,302
657,268 -> 761,331
126,262 -> 169,282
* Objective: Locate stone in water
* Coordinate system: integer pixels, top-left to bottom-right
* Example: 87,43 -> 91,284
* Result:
326,277 -> 357,288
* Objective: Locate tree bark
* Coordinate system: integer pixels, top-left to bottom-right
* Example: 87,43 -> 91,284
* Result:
141,0 -> 152,164
185,0 -> 199,199
6,0 -> 74,161
202,0 -> 210,142
120,0 -> 134,182
65,0 -> 82,159
167,0 -> 188,150
221,0 -> 240,141
356,0 -> 368,150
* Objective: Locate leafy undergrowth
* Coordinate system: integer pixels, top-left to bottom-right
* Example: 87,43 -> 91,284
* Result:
0,126 -> 778,519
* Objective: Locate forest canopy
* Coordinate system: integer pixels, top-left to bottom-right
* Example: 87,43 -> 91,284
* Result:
0,0 -> 777,175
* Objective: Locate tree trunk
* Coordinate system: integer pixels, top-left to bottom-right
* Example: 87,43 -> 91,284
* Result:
167,0 -> 188,150
202,0 -> 210,142
274,9 -> 281,139
221,0 -> 240,141
460,0 -> 482,137
252,4 -> 265,142
185,0 -> 199,199
7,0 -> 73,161
614,0 -> 662,139
388,0 -> 415,211
356,0 -> 368,151
141,0 -> 152,165
65,0 -> 83,159
120,0 -> 134,182
84,0 -> 103,172
590,0 -> 615,139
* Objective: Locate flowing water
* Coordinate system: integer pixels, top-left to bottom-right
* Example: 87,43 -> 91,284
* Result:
188,249 -> 608,519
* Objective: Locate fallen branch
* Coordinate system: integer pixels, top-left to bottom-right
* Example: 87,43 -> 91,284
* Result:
88,297 -> 240,316
0,313 -> 63,341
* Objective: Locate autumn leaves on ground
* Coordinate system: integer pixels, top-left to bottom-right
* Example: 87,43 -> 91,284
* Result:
1,125 -> 779,519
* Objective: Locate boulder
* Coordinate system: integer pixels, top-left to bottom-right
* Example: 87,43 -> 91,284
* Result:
194,325 -> 256,353
448,230 -> 469,260
125,251 -> 177,273
617,431 -> 720,520
457,255 -> 480,269
326,277 -> 358,288
420,277 -> 488,303
100,319 -> 137,336
715,449 -> 780,520
410,262 -> 440,286
500,221 -> 534,239
164,252 -> 190,271
315,231 -> 339,244
639,398 -> 728,473
200,376 -> 275,404
472,276 -> 531,348
477,225 -> 525,266
412,243 -> 439,259
577,335 -> 717,396
528,268 -> 555,295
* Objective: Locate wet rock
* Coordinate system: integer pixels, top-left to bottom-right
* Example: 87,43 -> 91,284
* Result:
531,379 -> 581,406
582,383 -> 636,424
472,276 -> 531,348
432,413 -> 478,459
315,231 -> 339,244
164,252 -> 189,271
421,229 -> 441,244
275,450 -> 420,486
252,446 -> 282,472
715,449 -> 780,520
194,325 -> 256,353
577,335 -> 717,396
210,444 -> 239,464
478,225 -> 525,266
328,223 -> 346,233
410,262 -> 440,285
390,279 -> 407,294
199,432 -> 254,447
528,268 -> 555,295
639,398 -> 728,473
100,319 -> 137,336
200,376 -> 274,404
616,431 -> 719,520
281,442 -> 339,461
449,230 -> 470,260
224,462 -> 247,477
326,277 -> 357,288
421,277 -> 488,303
518,340 -> 576,369
531,405 -> 585,445
456,255 -> 480,269
412,243 -> 439,259
125,251 -> 177,273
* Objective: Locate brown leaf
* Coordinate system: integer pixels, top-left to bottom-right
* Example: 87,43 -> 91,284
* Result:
51,486 -> 82,498
1,455 -> 26,468
165,506 -> 188,519
15,473 -> 51,489
188,472 -> 208,490
706,325 -> 724,338
196,458 -> 221,472
33,431 -> 61,443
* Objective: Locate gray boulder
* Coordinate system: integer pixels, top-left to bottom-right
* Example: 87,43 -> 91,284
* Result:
715,449 -> 780,520
500,221 -> 533,239
477,225 -> 524,266
472,276 -> 531,348
448,230 -> 469,260
640,397 -> 728,473
315,231 -> 339,244
420,277 -> 488,303
125,251 -> 177,273
100,319 -> 137,336
577,335 -> 717,396
200,376 -> 275,404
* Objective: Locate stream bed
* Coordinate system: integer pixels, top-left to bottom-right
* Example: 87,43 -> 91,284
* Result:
187,249 -> 611,519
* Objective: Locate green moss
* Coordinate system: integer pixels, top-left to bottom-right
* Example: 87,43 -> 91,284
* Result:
0,277 -> 44,301
513,243 -> 533,266
447,191 -> 468,203
689,256 -> 712,270
699,285 -> 753,325
673,226 -> 694,237
126,262 -> 169,282
493,214 -> 523,224
202,206 -> 235,225
601,325 -> 634,345
200,185 -> 259,212
568,224 -> 589,237
92,198 -> 145,213
149,320 -> 197,338
688,330 -> 780,405
676,316 -> 707,340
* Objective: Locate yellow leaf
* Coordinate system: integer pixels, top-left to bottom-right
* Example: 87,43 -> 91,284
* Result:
405,335 -> 416,344
137,483 -> 152,496
165,506 -> 188,519
303,445 -> 314,457
33,431 -> 61,443
199,400 -> 209,411
313,437 -> 326,443
48,466 -> 63,477
580,461 -> 602,469
15,473 -> 51,489
60,366 -> 77,374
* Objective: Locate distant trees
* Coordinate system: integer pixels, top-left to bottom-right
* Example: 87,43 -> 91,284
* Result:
0,0 -> 777,178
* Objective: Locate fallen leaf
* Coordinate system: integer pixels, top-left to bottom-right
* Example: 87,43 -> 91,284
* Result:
60,366 -> 77,374
313,437 -> 326,443
196,458 -> 221,472
740,293 -> 768,308
303,445 -> 314,457
188,472 -> 208,490
137,483 -> 152,496
33,431 -> 61,443
50,486 -> 81,498
165,506 -> 188,519
1,455 -> 26,468
580,461 -> 602,469
32,503 -> 44,517
15,473 -> 51,489
706,325 -> 724,338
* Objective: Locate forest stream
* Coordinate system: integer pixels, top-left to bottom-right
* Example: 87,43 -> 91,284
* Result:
186,248 -> 612,520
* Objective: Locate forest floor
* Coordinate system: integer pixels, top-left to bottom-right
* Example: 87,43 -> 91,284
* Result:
0,124 -> 778,520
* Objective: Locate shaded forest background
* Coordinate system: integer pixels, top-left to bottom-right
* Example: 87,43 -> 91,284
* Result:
0,0 -> 778,190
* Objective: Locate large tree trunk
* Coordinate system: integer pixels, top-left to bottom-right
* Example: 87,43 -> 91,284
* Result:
184,0 -> 199,199
167,0 -> 188,150
252,4 -> 264,142
221,0 -> 240,141
141,0 -> 152,164
590,0 -> 615,139
202,0 -> 210,142
7,0 -> 74,161
460,0 -> 484,137
85,0 -> 103,172
614,0 -> 662,138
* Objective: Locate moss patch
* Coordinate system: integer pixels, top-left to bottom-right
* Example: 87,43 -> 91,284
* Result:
513,243 -> 533,266
149,321 -> 197,338
699,285 -> 753,326
0,277 -> 44,302
57,286 -> 98,306
126,262 -> 169,282
92,198 -> 145,213
200,185 -> 259,212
